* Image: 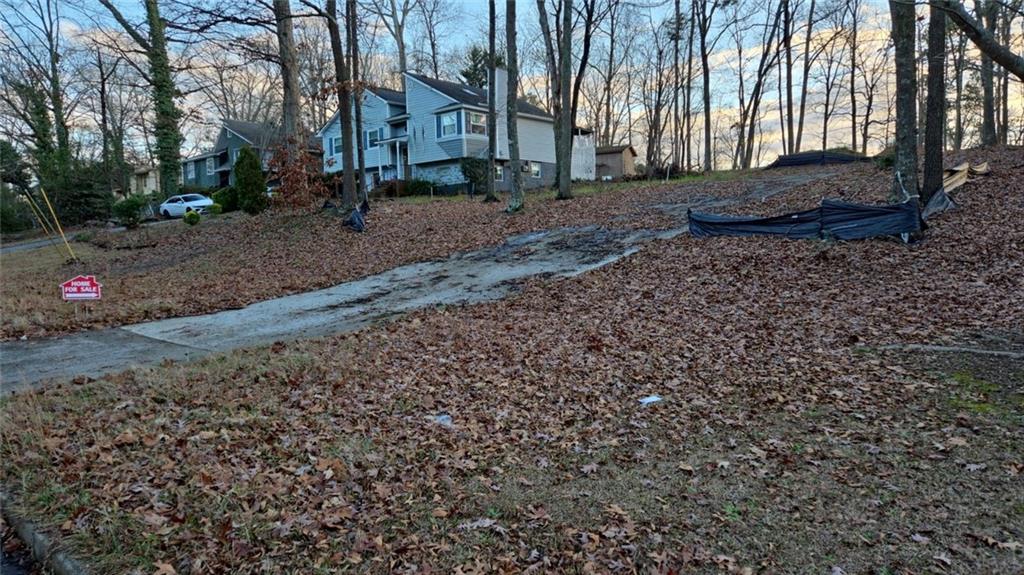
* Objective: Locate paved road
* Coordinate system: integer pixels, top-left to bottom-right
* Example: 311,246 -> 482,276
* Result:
0,237 -> 61,255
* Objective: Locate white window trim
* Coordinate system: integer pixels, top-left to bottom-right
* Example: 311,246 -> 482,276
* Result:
330,136 -> 341,155
366,128 -> 382,149
530,162 -> 542,179
231,149 -> 239,163
438,111 -> 458,139
186,162 -> 195,179
206,157 -> 215,175
469,112 -> 487,136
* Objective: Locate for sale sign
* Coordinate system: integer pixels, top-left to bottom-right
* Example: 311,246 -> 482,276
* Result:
61,275 -> 102,301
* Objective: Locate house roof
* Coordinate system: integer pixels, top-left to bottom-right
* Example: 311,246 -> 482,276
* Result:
597,144 -> 637,156
223,119 -> 281,146
406,73 -> 551,119
373,86 -> 406,105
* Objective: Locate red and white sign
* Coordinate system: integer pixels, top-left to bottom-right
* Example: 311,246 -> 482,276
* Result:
61,275 -> 102,301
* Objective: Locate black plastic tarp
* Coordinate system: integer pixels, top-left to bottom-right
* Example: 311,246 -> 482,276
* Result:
766,150 -> 870,169
688,199 -> 921,240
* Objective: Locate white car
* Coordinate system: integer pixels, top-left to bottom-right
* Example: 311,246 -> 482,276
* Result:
159,194 -> 213,218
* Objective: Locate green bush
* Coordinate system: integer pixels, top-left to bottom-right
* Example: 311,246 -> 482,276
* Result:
234,146 -> 269,215
112,194 -> 148,229
208,203 -> 223,215
404,178 -> 435,196
212,186 -> 238,212
459,158 -> 487,194
183,210 -> 200,226
0,188 -> 34,234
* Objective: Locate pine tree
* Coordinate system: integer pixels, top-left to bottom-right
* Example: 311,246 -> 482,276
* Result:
235,147 -> 269,215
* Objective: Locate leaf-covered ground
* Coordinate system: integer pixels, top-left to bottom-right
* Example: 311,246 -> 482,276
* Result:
1,169 -> 822,341
2,148 -> 1022,573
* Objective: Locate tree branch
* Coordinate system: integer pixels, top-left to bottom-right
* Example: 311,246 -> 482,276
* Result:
941,0 -> 1024,81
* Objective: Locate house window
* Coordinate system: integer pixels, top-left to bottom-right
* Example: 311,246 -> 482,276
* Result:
330,137 -> 341,155
494,165 -> 503,181
206,157 -> 215,175
437,111 -> 459,138
186,162 -> 195,180
530,162 -> 542,179
469,112 -> 487,135
365,128 -> 382,149
231,149 -> 239,163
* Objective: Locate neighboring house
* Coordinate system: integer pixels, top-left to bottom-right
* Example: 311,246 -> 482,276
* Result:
130,166 -> 160,195
596,145 -> 638,180
318,86 -> 407,190
180,119 -> 304,190
317,70 -> 596,192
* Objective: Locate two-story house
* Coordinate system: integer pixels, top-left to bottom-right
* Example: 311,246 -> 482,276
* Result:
316,86 -> 408,190
180,119 -> 293,190
317,70 -> 595,192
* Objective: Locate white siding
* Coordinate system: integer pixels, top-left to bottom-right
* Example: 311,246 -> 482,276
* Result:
518,117 -> 557,164
405,76 -> 460,165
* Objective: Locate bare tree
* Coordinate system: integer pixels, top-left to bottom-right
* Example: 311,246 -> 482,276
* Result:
1,0 -> 75,182
694,0 -> 729,171
506,0 -> 524,212
889,0 -> 918,197
272,0 -> 303,158
922,0 -> 946,200
942,1 -> 1024,80
193,46 -> 282,123
485,0 -> 498,202
97,0 -> 184,196
559,0 -> 573,198
413,0 -> 459,78
360,0 -> 419,88
347,0 -> 367,197
845,0 -> 862,152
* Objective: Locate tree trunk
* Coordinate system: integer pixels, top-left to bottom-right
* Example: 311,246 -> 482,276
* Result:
145,0 -> 182,197
535,0 -> 562,190
979,0 -> 997,145
602,5 -> 616,146
848,1 -> 859,152
889,0 -> 918,198
97,53 -> 114,195
484,0 -> 498,202
783,0 -> 794,154
795,0 -> 814,152
672,0 -> 681,168
326,0 -> 356,208
952,31 -> 965,150
274,0 -> 303,160
506,0 -> 524,212
700,39 -> 712,171
998,9 -> 1009,144
922,1 -> 946,201
685,11 -> 694,170
347,0 -> 367,200
557,0 -> 573,199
